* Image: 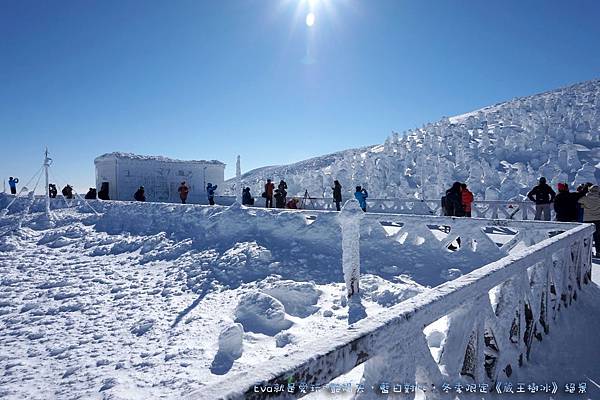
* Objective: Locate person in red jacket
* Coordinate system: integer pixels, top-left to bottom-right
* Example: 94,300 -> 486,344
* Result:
461,183 -> 474,217
264,179 -> 275,208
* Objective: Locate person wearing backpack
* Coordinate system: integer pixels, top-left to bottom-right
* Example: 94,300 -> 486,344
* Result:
527,177 -> 556,221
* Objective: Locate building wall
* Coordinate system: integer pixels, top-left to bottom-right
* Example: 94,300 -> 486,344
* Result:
95,158 -> 225,203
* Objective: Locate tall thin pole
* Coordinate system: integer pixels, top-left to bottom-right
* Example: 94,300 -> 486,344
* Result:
44,147 -> 51,215
236,155 -> 242,204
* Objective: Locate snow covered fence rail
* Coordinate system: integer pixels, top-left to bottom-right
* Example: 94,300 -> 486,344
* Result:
195,221 -> 594,400
290,197 -> 545,220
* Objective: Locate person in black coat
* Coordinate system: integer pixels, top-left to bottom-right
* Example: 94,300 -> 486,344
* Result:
527,177 -> 556,221
444,182 -> 464,217
62,185 -> 74,199
554,183 -> 584,222
332,180 -> 342,211
242,187 -> 254,206
134,186 -> 146,202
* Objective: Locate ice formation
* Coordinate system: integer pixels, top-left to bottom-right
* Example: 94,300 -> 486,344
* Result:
233,79 -> 600,201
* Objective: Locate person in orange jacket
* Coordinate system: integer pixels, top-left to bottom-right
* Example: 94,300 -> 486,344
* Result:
461,183 -> 474,217
264,179 -> 275,208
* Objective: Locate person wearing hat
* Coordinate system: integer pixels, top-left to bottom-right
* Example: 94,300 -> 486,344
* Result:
527,177 -> 556,221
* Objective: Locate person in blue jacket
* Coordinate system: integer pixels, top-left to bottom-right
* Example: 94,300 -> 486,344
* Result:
8,177 -> 19,195
206,183 -> 217,205
354,185 -> 368,212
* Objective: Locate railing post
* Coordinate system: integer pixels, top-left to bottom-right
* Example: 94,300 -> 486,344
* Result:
338,199 -> 364,298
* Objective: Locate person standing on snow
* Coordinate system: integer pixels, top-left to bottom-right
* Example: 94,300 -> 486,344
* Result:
332,180 -> 343,211
527,177 -> 555,221
48,184 -> 58,198
554,183 -> 584,222
134,186 -> 146,201
264,179 -> 274,208
578,185 -> 600,257
278,180 -> 288,205
178,181 -> 189,204
354,186 -> 368,212
242,187 -> 254,206
8,177 -> 19,195
444,182 -> 464,217
460,183 -> 474,217
206,183 -> 217,205
62,184 -> 74,199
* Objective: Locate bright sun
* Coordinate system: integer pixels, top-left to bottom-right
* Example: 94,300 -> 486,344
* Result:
305,12 -> 315,27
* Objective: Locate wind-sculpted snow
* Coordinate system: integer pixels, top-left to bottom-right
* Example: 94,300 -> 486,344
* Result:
0,200 -> 442,399
232,79 -> 600,201
0,197 -> 584,399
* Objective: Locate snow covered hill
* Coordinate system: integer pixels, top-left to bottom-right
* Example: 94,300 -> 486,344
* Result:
231,79 -> 600,201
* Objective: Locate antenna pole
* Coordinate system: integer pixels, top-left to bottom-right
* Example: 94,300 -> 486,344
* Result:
44,147 -> 51,215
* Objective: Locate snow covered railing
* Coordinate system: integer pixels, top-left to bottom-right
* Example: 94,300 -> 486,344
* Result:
196,219 -> 594,400
263,196 -> 547,220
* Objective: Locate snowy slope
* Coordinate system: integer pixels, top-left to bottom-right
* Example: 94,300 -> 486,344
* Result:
230,79 -> 600,201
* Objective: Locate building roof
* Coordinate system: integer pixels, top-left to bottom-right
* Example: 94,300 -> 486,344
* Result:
94,152 -> 225,166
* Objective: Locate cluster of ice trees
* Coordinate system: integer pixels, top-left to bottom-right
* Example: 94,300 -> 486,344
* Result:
237,79 -> 600,201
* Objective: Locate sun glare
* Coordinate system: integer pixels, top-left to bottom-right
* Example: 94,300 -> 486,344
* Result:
305,12 -> 315,27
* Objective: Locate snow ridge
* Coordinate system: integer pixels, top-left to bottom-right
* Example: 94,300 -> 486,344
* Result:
232,79 -> 600,201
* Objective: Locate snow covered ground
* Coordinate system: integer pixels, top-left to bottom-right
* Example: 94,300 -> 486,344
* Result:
1,197 -> 599,399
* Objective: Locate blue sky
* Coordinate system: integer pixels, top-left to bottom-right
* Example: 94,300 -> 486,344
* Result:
1,0 -> 600,191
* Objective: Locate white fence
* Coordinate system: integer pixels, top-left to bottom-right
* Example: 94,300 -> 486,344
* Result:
251,197 -> 547,220
194,212 -> 594,400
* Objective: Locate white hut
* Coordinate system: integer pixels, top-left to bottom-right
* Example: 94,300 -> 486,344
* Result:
94,152 -> 226,203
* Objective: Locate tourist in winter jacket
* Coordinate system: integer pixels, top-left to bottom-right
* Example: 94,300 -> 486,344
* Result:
178,182 -> 189,204
460,183 -> 474,217
554,183 -> 584,222
354,186 -> 368,212
444,182 -> 464,217
62,185 -> 74,199
8,177 -> 18,195
274,188 -> 286,208
206,183 -> 217,205
242,187 -> 254,206
332,180 -> 343,211
48,184 -> 58,198
264,179 -> 274,208
278,180 -> 288,205
527,177 -> 556,220
578,185 -> 600,256
84,188 -> 97,199
134,186 -> 146,202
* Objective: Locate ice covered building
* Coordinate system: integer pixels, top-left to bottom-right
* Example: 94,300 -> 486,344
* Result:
94,152 -> 226,203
